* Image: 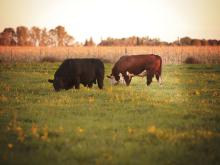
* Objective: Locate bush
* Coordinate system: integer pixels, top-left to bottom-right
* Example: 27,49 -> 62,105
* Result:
184,57 -> 200,64
40,56 -> 61,63
99,57 -> 113,63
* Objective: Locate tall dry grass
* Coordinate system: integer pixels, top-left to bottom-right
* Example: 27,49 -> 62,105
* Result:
0,46 -> 220,64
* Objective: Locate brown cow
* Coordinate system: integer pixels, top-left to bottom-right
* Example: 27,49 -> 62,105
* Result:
107,54 -> 162,86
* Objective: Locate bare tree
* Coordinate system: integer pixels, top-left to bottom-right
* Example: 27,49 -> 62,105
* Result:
30,26 -> 41,46
16,26 -> 31,46
201,39 -> 209,46
64,35 -> 74,46
55,26 -> 66,46
84,37 -> 95,46
191,39 -> 202,46
0,28 -> 16,45
208,39 -> 218,46
180,37 -> 192,46
48,29 -> 58,46
39,28 -> 49,46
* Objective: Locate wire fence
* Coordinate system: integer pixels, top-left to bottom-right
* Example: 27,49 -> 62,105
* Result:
0,46 -> 220,64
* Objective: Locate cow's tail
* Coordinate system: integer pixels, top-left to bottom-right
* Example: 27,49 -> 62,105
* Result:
157,56 -> 162,85
159,56 -> 162,76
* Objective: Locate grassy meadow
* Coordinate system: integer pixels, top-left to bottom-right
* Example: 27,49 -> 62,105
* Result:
0,61 -> 220,165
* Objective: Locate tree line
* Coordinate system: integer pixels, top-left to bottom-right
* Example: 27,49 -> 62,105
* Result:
0,26 -> 220,46
99,36 -> 162,46
0,26 -> 74,46
99,36 -> 220,46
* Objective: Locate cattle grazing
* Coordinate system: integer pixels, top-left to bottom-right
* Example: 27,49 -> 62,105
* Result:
48,58 -> 104,91
107,54 -> 162,86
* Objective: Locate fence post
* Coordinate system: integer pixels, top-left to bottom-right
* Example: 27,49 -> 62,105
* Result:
88,48 -> 90,57
97,46 -> 99,58
67,48 -> 70,59
10,48 -> 13,62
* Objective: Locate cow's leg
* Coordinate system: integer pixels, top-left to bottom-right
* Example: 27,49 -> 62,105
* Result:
159,76 -> 162,86
154,68 -> 162,86
119,73 -> 125,84
155,74 -> 160,83
146,70 -> 153,86
156,73 -> 162,86
75,77 -> 80,89
96,69 -> 104,89
123,73 -> 132,86
97,77 -> 103,89
88,83 -> 93,88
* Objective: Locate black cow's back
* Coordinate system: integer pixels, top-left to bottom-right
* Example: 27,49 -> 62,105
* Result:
53,58 -> 104,90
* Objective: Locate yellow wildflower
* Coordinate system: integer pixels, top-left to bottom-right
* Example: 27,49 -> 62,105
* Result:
41,126 -> 49,141
112,132 -> 117,141
8,143 -> 13,149
88,96 -> 95,103
128,127 -> 134,134
31,123 -> 39,138
195,90 -> 200,96
16,126 -> 25,142
77,127 -> 84,133
147,125 -> 156,134
57,126 -> 64,134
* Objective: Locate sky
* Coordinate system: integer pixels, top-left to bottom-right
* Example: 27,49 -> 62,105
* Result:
0,0 -> 220,43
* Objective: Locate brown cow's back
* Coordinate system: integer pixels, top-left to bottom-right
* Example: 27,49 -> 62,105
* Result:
110,54 -> 162,86
115,54 -> 161,75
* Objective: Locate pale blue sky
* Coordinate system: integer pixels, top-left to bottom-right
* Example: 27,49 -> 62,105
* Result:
1,0 -> 220,43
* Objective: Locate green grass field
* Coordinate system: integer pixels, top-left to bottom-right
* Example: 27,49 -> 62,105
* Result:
0,62 -> 220,165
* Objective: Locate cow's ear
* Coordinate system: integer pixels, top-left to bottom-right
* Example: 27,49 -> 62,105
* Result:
48,79 -> 54,83
106,75 -> 112,79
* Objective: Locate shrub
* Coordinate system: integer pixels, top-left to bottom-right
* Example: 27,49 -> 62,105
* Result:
184,57 -> 200,64
99,57 -> 112,63
40,56 -> 61,63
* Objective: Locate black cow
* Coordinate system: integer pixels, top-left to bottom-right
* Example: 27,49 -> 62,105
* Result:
48,58 -> 104,91
107,54 -> 162,86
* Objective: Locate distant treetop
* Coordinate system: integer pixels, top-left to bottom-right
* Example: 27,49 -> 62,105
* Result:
0,26 -> 74,47
0,26 -> 220,46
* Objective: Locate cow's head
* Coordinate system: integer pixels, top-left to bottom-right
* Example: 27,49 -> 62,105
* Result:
106,73 -> 120,85
48,77 -> 64,91
107,73 -> 125,85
